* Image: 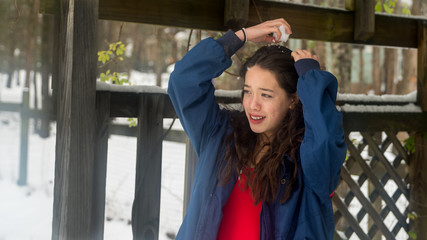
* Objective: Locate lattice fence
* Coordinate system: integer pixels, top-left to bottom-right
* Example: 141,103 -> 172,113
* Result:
333,131 -> 411,240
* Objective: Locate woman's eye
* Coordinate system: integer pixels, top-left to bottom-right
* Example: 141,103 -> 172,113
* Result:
243,89 -> 250,94
262,93 -> 272,98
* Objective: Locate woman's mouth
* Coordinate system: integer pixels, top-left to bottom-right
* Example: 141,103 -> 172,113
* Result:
249,114 -> 265,124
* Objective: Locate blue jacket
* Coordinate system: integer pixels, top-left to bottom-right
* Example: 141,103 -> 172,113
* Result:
168,31 -> 347,240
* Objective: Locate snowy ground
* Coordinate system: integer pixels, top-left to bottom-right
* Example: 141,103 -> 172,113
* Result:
0,71 -> 186,240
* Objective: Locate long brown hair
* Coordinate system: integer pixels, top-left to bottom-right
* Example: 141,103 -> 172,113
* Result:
218,45 -> 305,204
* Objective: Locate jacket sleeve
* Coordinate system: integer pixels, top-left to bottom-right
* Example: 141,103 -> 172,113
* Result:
167,33 -> 242,156
296,59 -> 347,201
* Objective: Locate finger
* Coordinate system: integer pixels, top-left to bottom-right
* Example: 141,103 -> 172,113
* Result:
291,51 -> 301,61
313,55 -> 319,61
267,18 -> 292,35
280,19 -> 292,34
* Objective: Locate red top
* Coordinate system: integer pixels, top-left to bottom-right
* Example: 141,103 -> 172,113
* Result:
216,170 -> 262,240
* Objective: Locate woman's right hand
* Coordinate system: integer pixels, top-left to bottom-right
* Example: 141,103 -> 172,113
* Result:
235,18 -> 292,43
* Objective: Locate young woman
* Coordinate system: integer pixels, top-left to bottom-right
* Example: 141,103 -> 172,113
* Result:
168,19 -> 347,240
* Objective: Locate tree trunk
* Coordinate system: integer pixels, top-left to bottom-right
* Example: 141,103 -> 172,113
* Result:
372,47 -> 382,94
40,14 -> 53,138
154,27 -> 164,87
332,43 -> 352,93
384,48 -> 397,94
6,41 -> 15,88
24,0 -> 39,89
397,0 -> 421,95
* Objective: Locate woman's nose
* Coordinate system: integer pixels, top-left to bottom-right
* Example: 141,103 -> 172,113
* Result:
250,95 -> 260,110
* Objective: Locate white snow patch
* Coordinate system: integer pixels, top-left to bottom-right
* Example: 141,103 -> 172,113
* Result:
337,91 -> 417,103
337,103 -> 421,113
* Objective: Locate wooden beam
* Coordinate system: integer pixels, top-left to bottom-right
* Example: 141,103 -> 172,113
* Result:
342,112 -> 427,132
353,0 -> 375,41
52,0 -> 98,238
39,0 -> 424,48
418,20 -> 427,111
247,1 -> 419,48
224,0 -> 249,30
132,93 -> 164,240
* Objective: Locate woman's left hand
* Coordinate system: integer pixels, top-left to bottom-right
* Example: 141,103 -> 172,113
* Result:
291,49 -> 319,63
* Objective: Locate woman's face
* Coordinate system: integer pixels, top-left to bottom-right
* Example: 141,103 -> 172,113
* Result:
243,65 -> 292,138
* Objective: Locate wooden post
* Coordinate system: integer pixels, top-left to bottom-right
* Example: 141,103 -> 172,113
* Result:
52,0 -> 98,239
183,138 -> 198,216
409,20 -> 427,240
224,0 -> 249,30
353,0 -> 375,41
418,20 -> 427,111
17,89 -> 30,186
132,93 -> 164,240
92,92 -> 111,240
408,132 -> 427,240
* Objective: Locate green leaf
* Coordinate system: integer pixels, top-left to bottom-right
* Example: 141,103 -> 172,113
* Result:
409,231 -> 417,239
408,211 -> 418,220
375,1 -> 382,12
383,3 -> 393,14
404,136 -> 416,154
128,118 -> 137,127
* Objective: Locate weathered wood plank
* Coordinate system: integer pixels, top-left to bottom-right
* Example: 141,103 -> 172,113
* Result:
408,132 -> 427,240
39,0 -> 424,48
353,0 -> 375,41
108,91 -> 176,118
247,1 -> 420,48
52,0 -> 98,238
224,0 -> 249,30
342,112 -> 427,132
93,91 -> 111,240
418,20 -> 427,111
132,93 -> 164,240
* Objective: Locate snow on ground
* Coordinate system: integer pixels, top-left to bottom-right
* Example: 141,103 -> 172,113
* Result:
0,112 -> 186,240
0,72 -> 186,240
